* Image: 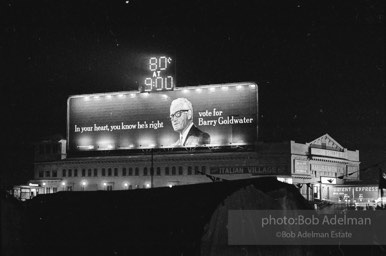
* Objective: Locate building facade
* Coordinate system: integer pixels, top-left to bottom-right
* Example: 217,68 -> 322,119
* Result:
14,134 -> 360,202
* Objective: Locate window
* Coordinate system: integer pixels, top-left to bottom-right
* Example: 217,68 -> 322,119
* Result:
195,166 -> 199,175
114,168 -> 118,176
74,169 -> 78,177
82,169 -> 86,177
172,167 -> 176,175
188,166 -> 192,175
135,167 -> 139,176
94,168 -> 98,177
128,168 -> 133,176
178,166 -> 183,175
102,168 -> 106,176
165,167 -> 170,175
62,169 -> 67,177
156,167 -> 161,176
122,168 -> 127,176
45,171 -> 51,177
201,166 -> 206,174
68,169 -> 72,177
53,187 -> 57,193
66,186 -> 73,191
108,168 -> 112,176
143,167 -> 148,176
52,170 -> 57,177
39,171 -> 44,178
88,169 -> 92,177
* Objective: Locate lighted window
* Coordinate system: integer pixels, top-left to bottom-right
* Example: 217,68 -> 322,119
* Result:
122,168 -> 127,176
93,168 -> 98,177
178,166 -> 183,175
62,169 -> 67,177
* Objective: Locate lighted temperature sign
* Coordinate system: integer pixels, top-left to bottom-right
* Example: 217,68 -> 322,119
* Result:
141,56 -> 175,92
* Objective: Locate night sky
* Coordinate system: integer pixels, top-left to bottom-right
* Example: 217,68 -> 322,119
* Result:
2,0 -> 384,186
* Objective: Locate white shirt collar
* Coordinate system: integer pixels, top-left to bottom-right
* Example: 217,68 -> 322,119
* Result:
180,122 -> 194,145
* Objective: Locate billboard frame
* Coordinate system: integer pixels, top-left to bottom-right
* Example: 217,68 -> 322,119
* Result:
66,82 -> 258,156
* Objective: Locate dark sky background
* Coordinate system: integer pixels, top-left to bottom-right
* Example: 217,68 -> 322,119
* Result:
2,0 -> 384,186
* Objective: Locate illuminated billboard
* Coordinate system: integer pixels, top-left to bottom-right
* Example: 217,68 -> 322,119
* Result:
67,82 -> 258,153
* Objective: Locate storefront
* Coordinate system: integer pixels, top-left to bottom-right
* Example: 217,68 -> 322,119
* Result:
326,184 -> 381,204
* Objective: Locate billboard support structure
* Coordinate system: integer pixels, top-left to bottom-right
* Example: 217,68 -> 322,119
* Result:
150,149 -> 154,188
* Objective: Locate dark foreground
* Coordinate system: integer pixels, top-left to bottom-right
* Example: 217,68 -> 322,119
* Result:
2,177 -> 385,256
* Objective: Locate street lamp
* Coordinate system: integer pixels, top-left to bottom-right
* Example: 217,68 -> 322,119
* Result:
81,181 -> 87,191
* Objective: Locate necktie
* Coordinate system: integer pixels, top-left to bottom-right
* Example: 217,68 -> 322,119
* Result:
180,134 -> 184,146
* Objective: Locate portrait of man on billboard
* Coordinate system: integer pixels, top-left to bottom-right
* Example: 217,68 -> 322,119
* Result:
169,98 -> 210,147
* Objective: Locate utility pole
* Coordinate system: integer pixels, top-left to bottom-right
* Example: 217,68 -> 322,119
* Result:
150,148 -> 154,188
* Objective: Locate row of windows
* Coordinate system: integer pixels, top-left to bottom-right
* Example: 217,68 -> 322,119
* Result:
38,166 -> 207,178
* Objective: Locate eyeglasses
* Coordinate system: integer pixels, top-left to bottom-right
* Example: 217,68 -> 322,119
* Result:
170,109 -> 189,120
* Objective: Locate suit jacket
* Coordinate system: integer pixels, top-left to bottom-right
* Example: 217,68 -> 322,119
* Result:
173,125 -> 211,147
